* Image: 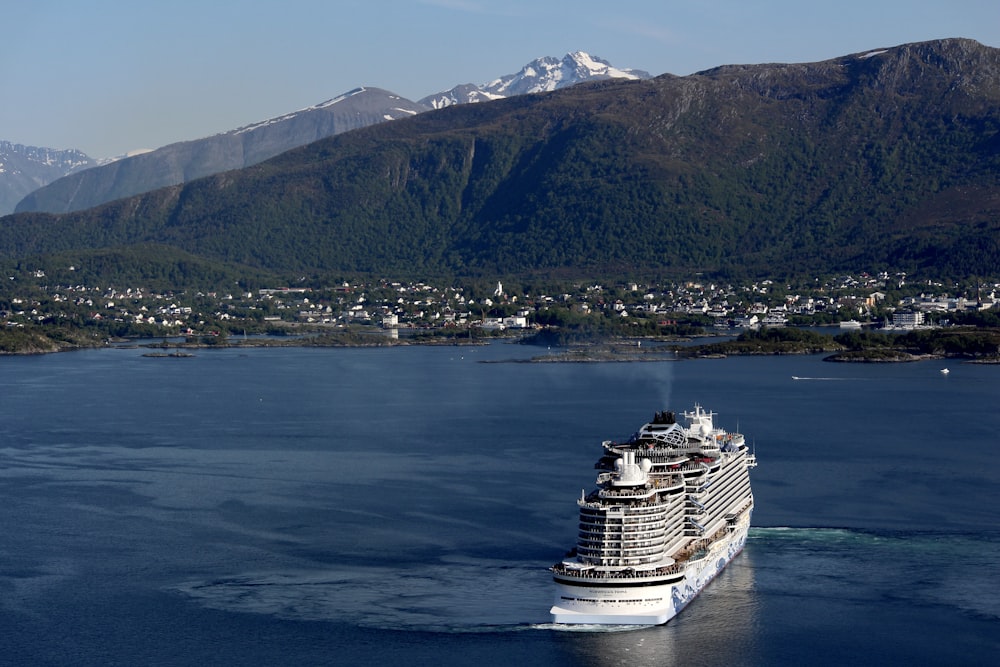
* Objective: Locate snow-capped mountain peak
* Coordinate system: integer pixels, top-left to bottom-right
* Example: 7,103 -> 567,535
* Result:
0,141 -> 96,213
486,51 -> 646,96
419,51 -> 650,109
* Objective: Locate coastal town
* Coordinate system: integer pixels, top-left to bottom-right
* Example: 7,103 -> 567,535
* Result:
3,267 -> 998,341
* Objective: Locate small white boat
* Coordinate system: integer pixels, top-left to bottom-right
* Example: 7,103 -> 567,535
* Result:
940,368 -> 950,375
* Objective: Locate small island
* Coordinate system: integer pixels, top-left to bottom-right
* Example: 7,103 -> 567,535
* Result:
520,326 -> 1000,364
677,326 -> 1000,363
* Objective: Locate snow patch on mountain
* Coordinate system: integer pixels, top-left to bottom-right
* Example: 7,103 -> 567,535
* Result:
230,87 -> 423,136
0,141 -> 92,177
0,141 -> 97,213
420,51 -> 649,109
6,50 -> 648,214
96,148 -> 154,166
231,88 -> 369,136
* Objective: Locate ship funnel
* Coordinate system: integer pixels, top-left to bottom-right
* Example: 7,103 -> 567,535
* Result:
612,451 -> 650,487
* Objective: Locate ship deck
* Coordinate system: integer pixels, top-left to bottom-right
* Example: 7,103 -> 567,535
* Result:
552,501 -> 752,583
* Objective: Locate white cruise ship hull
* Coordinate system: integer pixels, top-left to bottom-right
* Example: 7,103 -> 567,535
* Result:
551,514 -> 750,625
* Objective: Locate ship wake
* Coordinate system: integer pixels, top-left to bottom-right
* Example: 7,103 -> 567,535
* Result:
171,557 -> 555,632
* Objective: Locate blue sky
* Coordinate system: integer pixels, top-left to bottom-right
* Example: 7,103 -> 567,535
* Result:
4,0 -> 999,158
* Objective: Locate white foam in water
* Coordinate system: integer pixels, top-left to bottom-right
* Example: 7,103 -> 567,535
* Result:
173,558 -> 556,631
531,623 -> 650,633
750,527 -> 1000,621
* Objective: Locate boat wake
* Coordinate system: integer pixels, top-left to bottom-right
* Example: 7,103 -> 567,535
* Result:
529,623 -> 649,633
749,527 -> 1000,622
171,558 -> 555,633
169,527 -> 1000,632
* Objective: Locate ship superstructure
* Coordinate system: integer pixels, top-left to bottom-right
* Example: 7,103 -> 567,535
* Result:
550,404 -> 756,625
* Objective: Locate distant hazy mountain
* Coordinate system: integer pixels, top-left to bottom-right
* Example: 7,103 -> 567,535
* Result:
13,87 -> 426,215
14,52 -> 647,215
0,142 -> 95,214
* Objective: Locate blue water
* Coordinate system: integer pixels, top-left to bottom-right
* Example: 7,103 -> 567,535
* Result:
1,343 -> 998,665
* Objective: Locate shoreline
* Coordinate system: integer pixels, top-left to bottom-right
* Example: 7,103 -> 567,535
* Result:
4,328 -> 1000,366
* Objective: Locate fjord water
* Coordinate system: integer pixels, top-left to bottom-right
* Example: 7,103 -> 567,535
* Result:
1,343 -> 998,665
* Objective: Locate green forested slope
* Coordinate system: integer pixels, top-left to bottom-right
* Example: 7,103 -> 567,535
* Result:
2,38 -> 999,284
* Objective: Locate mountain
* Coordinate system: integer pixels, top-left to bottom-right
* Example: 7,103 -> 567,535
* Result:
15,52 -> 647,215
418,51 -> 650,108
2,39 -> 999,285
13,87 -> 427,216
0,142 -> 95,214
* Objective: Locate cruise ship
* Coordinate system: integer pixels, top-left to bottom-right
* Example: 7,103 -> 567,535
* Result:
550,405 -> 756,625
